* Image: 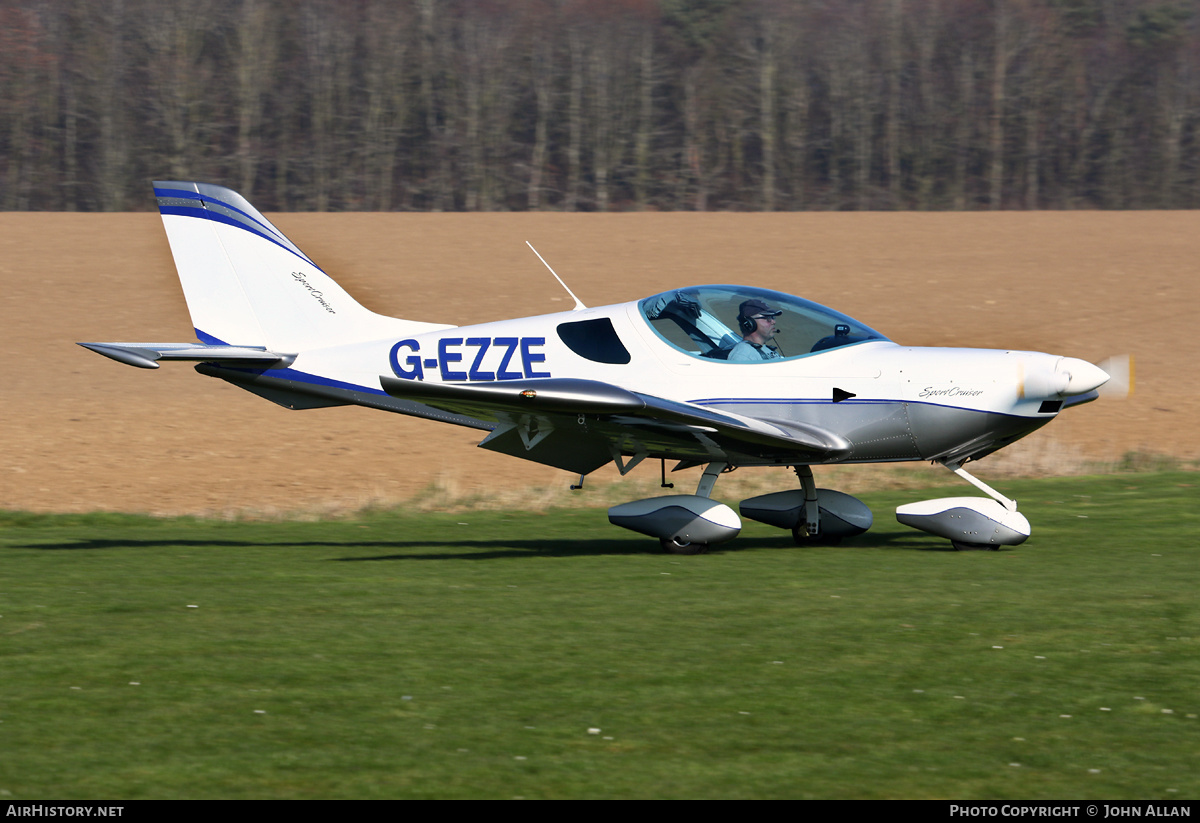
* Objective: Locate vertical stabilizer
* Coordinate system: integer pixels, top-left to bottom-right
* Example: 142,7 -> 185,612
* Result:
153,181 -> 448,351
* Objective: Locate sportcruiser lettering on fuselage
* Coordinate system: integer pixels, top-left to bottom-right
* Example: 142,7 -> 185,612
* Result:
389,337 -> 551,381
919,386 -> 985,399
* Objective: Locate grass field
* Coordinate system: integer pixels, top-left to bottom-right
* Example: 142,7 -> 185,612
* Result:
1,472 -> 1197,799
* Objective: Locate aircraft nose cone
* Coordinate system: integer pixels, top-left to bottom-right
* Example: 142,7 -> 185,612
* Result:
1058,357 -> 1110,396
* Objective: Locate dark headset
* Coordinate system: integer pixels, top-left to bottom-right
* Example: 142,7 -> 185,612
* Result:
739,312 -> 779,335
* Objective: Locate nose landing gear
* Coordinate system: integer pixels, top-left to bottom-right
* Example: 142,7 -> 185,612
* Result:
895,461 -> 1031,549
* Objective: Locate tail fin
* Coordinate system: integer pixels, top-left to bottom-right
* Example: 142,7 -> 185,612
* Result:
153,181 -> 448,351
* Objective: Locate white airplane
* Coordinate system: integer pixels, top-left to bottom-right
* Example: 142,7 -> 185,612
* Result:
80,181 -> 1116,553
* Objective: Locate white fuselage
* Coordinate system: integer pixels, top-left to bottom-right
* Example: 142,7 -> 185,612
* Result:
273,297 -> 1089,468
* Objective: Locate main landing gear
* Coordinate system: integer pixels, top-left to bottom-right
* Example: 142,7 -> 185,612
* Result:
739,466 -> 873,545
607,463 -> 874,554
607,462 -> 741,554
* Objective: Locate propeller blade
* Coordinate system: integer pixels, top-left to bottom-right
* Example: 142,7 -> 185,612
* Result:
1096,355 -> 1134,399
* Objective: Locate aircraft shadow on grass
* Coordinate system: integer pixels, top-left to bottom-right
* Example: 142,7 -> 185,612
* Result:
332,531 -> 957,561
18,531 -> 955,559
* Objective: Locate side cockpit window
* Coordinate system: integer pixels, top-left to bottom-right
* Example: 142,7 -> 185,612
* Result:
639,286 -> 888,362
556,317 -> 632,364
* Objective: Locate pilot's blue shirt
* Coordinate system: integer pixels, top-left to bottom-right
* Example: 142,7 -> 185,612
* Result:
727,341 -> 782,362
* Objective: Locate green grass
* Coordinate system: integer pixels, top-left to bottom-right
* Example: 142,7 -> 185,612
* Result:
1,472 -> 1197,799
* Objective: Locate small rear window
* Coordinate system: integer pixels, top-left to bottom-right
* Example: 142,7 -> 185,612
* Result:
556,318 -> 631,364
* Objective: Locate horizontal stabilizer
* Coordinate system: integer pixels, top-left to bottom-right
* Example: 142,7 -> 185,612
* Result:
78,342 -> 295,370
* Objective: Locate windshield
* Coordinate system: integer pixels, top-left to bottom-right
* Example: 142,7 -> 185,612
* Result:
638,285 -> 889,361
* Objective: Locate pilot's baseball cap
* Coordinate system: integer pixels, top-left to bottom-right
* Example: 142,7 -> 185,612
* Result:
739,298 -> 782,319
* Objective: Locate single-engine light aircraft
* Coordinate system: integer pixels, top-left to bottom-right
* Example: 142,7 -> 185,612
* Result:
81,182 -> 1115,553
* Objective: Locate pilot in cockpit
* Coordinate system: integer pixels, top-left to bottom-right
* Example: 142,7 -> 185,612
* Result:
727,298 -> 783,362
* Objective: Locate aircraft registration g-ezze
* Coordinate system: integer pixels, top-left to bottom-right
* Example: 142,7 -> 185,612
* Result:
80,181 -> 1117,553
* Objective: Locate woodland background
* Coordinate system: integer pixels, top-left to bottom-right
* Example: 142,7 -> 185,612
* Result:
2,0 -> 1199,213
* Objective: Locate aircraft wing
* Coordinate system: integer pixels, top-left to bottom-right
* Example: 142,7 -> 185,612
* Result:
379,375 -> 851,474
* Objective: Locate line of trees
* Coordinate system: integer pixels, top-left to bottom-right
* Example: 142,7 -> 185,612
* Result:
2,0 -> 1198,212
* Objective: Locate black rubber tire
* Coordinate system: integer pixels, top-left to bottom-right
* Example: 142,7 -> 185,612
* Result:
951,540 -> 998,551
791,525 -> 842,546
660,537 -> 709,555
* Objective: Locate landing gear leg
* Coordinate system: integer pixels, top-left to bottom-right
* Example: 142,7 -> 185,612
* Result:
789,466 -> 840,545
941,460 -> 1017,512
941,460 -> 1015,550
695,462 -> 728,499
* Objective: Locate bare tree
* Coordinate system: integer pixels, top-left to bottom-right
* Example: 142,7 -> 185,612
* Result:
3,0 -> 1200,212
634,12 -> 656,209
88,0 -> 131,211
140,0 -> 217,182
460,6 -> 517,211
360,1 -> 414,210
231,0 -> 276,200
0,3 -> 58,209
526,27 -> 553,210
418,0 -> 452,210
753,4 -> 779,210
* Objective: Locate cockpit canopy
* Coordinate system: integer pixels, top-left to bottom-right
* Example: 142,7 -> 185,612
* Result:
639,285 -> 889,361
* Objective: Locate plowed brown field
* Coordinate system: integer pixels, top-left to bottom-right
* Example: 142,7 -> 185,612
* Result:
3,210 -> 1196,516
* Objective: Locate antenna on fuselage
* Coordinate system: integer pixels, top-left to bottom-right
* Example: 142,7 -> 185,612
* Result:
526,241 -> 587,311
